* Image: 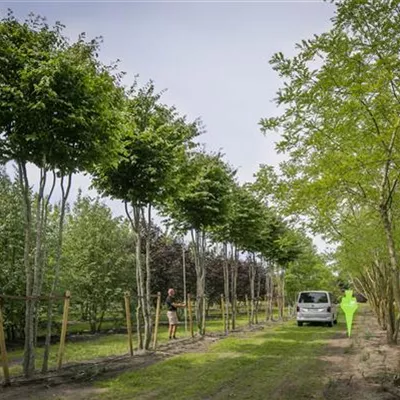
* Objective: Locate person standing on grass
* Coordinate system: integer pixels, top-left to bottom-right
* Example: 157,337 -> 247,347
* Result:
166,288 -> 186,339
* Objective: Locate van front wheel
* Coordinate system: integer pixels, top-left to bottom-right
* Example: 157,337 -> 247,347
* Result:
297,322 -> 303,327
327,321 -> 333,327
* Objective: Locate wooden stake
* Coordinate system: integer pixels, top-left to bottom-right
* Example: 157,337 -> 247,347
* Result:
57,290 -> 71,370
187,293 -> 194,338
221,294 -> 226,334
152,292 -> 161,349
0,303 -> 10,386
124,292 -> 133,356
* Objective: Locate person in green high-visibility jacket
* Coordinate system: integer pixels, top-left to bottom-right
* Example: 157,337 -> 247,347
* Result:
340,290 -> 358,337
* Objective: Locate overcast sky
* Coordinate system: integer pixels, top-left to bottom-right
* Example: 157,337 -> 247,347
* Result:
1,0 -> 336,249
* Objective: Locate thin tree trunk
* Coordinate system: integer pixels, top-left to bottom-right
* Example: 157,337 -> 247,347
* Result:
133,205 -> 146,350
378,128 -> 400,344
19,162 -> 35,378
380,206 -> 400,339
34,170 -> 56,346
201,230 -> 206,335
97,309 -> 106,332
125,203 -> 143,350
255,266 -> 261,324
265,262 -> 273,322
249,254 -> 256,325
191,229 -> 206,335
42,173 -> 72,373
143,204 -> 152,350
231,246 -> 238,330
182,240 -> 188,333
32,167 -> 47,346
277,270 -> 285,320
222,243 -> 230,333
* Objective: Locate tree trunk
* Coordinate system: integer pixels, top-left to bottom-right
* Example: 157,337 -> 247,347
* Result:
42,173 -> 72,373
380,206 -> 400,344
124,202 -> 143,349
182,240 -> 188,333
191,229 -> 206,336
97,309 -> 106,333
34,170 -> 56,346
222,243 -> 230,333
249,254 -> 256,325
141,205 -> 153,350
201,231 -> 206,335
255,266 -> 261,324
19,162 -> 35,378
32,167 -> 46,347
279,271 -> 285,320
133,205 -> 146,350
265,263 -> 273,322
231,246 -> 238,330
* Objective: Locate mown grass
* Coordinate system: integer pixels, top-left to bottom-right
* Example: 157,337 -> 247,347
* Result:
94,320 -> 344,400
1,310 -> 276,378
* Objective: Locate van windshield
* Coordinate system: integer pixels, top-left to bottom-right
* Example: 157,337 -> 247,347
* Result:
299,292 -> 328,303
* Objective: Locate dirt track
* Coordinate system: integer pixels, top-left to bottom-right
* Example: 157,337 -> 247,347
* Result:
322,307 -> 400,400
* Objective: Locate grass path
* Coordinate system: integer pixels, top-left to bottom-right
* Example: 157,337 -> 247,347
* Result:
95,320 -> 345,400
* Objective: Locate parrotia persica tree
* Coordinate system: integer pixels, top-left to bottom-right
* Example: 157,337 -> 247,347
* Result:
93,81 -> 199,349
0,12 -> 126,375
164,150 -> 235,335
261,0 -> 400,343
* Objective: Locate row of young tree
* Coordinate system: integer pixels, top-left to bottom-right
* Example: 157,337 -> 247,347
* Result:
1,175 -> 334,337
261,0 -> 400,344
0,11 -> 336,377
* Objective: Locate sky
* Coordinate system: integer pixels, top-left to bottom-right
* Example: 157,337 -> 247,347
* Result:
1,0 -> 336,249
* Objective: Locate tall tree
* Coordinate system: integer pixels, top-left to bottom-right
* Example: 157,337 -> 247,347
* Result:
93,82 -> 198,349
261,0 -> 400,343
0,13 -> 125,374
165,151 -> 234,335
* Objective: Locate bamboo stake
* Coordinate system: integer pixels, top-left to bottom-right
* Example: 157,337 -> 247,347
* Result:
124,292 -> 133,356
57,290 -> 70,370
152,292 -> 161,349
0,303 -> 10,386
188,293 -> 194,338
221,294 -> 226,334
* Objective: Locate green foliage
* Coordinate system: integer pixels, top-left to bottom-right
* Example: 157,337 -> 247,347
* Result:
93,82 -> 199,207
61,193 -> 133,330
0,168 -> 25,337
260,0 -> 400,236
0,12 -> 125,173
165,151 -> 235,232
285,235 -> 337,301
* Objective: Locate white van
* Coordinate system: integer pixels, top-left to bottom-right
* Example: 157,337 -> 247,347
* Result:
296,291 -> 338,327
